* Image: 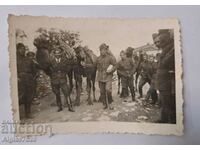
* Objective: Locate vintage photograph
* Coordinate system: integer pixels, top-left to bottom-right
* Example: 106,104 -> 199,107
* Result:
9,15 -> 183,135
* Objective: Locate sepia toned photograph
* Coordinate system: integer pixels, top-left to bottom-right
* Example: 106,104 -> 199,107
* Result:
9,15 -> 183,135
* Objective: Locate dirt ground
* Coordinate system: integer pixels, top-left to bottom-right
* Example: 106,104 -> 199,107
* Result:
20,78 -> 161,124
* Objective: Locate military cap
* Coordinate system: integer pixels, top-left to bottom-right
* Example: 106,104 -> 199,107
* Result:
83,46 -> 90,52
158,29 -> 170,35
16,43 -> 25,50
26,51 -> 35,57
120,50 -> 125,54
126,47 -> 134,52
53,47 -> 63,55
152,33 -> 158,40
99,43 -> 109,50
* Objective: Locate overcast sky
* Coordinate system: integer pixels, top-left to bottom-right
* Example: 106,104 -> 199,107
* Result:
11,16 -> 176,58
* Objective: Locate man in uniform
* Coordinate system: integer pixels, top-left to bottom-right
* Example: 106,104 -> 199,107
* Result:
96,43 -> 116,109
49,46 -> 75,112
145,54 -> 158,104
138,53 -> 152,99
117,50 -> 135,101
145,33 -> 161,105
26,51 -> 41,105
156,29 -> 176,123
17,43 -> 36,118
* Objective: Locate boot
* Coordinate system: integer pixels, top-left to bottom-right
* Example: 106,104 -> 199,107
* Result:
25,113 -> 34,119
107,92 -> 114,110
139,87 -> 143,98
57,105 -> 63,112
74,97 -> 80,106
124,88 -> 129,97
120,88 -> 127,98
150,90 -> 158,105
120,88 -> 124,98
67,97 -> 75,112
56,95 -> 63,112
25,104 -> 34,119
130,90 -> 135,101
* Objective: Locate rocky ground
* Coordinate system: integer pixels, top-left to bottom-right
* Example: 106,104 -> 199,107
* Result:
20,73 -> 161,124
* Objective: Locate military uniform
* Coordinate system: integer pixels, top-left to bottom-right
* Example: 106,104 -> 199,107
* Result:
134,55 -> 142,91
145,60 -> 158,104
156,42 -> 176,123
156,29 -> 176,123
96,54 -> 116,108
17,45 -> 37,118
138,60 -> 152,98
49,47 -> 74,112
117,57 -> 135,101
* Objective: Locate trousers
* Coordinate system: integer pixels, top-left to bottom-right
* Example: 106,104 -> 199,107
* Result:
98,81 -> 113,105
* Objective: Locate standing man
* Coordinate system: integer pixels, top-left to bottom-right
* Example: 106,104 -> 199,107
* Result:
49,46 -> 75,112
26,51 -> 41,105
146,33 -> 160,104
138,53 -> 152,99
145,54 -> 158,104
96,43 -> 116,109
156,29 -> 176,123
17,43 -> 36,119
117,50 -> 136,101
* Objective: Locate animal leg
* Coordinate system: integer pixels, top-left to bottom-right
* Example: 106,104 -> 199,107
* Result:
86,77 -> 93,105
92,78 -> 97,102
74,80 -> 81,106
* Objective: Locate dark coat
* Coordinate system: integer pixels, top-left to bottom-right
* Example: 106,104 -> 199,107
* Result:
140,60 -> 152,79
49,51 -> 71,84
117,58 -> 135,77
156,42 -> 175,93
17,55 -> 36,104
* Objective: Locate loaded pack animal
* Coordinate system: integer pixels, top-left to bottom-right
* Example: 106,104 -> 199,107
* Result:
34,37 -> 97,108
34,37 -> 75,111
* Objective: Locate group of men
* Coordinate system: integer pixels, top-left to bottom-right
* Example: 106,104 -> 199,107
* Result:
17,29 -> 176,124
117,29 -> 175,123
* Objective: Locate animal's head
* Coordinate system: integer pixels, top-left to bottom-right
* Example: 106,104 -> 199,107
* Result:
74,46 -> 86,61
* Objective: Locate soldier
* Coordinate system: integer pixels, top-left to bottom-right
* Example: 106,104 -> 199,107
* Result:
26,51 -> 42,105
117,50 -> 135,101
133,55 -> 138,84
138,53 -> 152,98
145,33 -> 162,105
145,54 -> 158,104
134,52 -> 143,92
17,43 -> 36,118
49,46 -> 75,112
156,29 -> 176,123
26,51 -> 40,79
96,43 -> 116,109
117,51 -> 129,98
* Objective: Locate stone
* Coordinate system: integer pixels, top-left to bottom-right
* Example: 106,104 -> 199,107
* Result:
146,108 -> 151,111
109,111 -> 120,117
82,116 -> 92,121
87,113 -> 93,117
137,116 -> 148,120
125,102 -> 136,107
97,115 -> 111,121
103,111 -> 108,115
130,108 -> 135,111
